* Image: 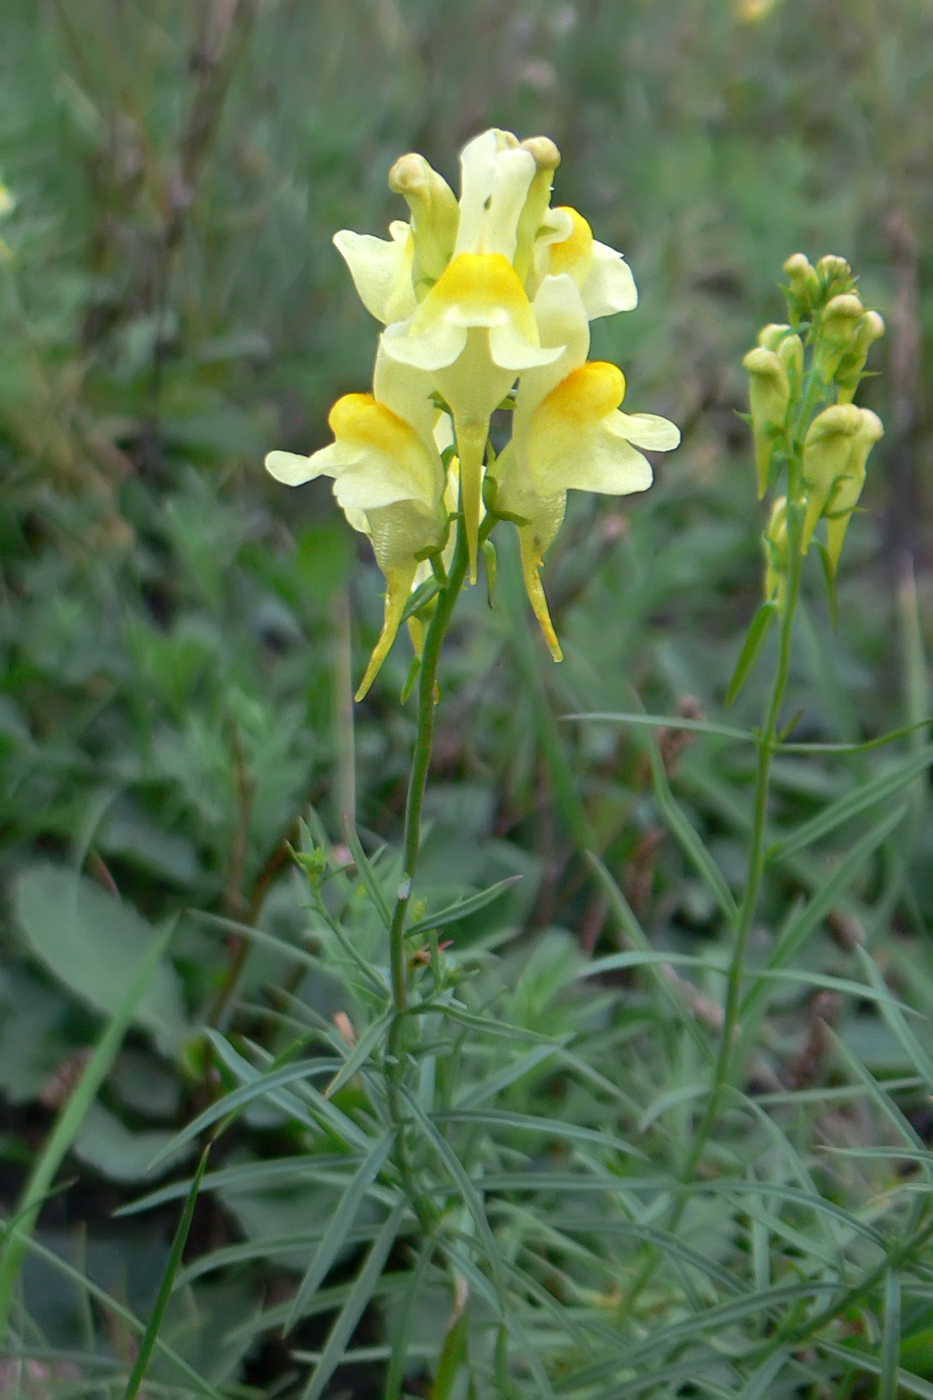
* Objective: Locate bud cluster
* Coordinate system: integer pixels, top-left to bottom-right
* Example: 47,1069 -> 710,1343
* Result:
744,253 -> 884,602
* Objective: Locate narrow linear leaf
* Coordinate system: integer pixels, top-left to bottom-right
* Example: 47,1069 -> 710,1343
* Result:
880,1269 -> 902,1400
779,717 -> 933,755
382,1242 -> 435,1400
644,740 -> 738,923
433,1109 -> 645,1160
406,876 -> 522,936
324,1012 -> 391,1099
768,746 -> 933,862
122,1145 -> 211,1400
344,825 -> 394,929
725,601 -> 777,708
146,1059 -> 362,1171
738,804 -> 908,1041
453,1041 -> 563,1110
564,711 -> 754,742
855,945 -> 933,1088
287,1135 -> 394,1328
5,1231 -> 222,1398
117,1153 -> 362,1216
586,853 -> 714,1061
301,1203 -> 404,1400
818,1339 -> 933,1400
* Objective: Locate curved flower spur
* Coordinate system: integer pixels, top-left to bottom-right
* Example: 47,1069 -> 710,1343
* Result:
266,128 -> 680,697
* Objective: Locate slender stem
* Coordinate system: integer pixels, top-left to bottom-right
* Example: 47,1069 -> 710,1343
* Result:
388,524 -> 469,1015
383,522 -> 469,1230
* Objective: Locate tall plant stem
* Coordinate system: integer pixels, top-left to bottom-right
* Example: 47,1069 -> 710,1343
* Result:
383,523 -> 469,1230
686,542 -> 804,1174
388,524 -> 469,1015
620,516 -> 805,1327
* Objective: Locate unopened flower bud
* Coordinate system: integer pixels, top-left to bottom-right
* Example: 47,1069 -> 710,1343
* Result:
800,404 -> 863,556
513,136 -> 562,283
389,153 -> 460,290
836,309 -> 885,403
743,346 -> 790,497
783,253 -> 819,323
823,408 -> 883,572
815,292 -> 864,381
758,324 -> 803,382
758,323 -> 792,350
764,495 -> 789,605
815,255 -> 852,299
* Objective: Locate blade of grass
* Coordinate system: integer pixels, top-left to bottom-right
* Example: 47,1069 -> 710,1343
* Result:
121,1143 -> 210,1400
0,917 -> 178,1344
3,1230 -> 221,1397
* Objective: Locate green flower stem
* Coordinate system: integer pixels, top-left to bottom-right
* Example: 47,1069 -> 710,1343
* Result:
388,522 -> 469,1015
384,520 -> 469,1230
686,506 -> 805,1177
620,495 -> 806,1328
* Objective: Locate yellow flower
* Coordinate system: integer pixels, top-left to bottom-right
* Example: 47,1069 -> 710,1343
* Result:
381,131 -> 565,583
529,206 -> 637,319
491,275 -> 679,657
265,350 -> 447,699
800,404 -> 883,572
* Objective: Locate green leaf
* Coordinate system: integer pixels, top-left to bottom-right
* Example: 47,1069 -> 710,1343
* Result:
121,1145 -> 211,1400
13,864 -> 189,1057
406,876 -> 523,936
431,1305 -> 469,1400
564,711 -> 754,742
725,600 -> 778,707
300,1204 -> 404,1400
323,1011 -> 391,1099
0,918 -> 181,1344
767,746 -> 933,862
644,740 -> 738,924
343,825 -> 394,930
288,1134 -> 395,1327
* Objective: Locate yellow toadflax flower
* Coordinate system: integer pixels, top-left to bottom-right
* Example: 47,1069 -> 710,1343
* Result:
266,350 -> 447,700
266,128 -> 673,695
491,275 -> 680,657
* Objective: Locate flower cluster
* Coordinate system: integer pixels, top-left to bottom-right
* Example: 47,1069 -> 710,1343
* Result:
266,129 -> 680,698
744,253 -> 884,602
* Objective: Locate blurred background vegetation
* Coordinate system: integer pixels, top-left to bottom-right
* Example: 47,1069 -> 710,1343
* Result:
2,0 -> 933,1394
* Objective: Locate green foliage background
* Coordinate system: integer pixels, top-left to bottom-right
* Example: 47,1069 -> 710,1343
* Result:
1,1 -> 933,1396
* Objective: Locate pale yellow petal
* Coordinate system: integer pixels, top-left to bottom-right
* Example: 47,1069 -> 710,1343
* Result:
614,411 -> 681,451
265,450 -> 317,485
580,240 -> 638,317
333,227 -> 416,324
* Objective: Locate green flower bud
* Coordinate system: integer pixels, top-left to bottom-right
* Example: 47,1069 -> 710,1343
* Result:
389,153 -> 460,292
814,293 -> 864,382
764,495 -> 789,605
823,409 -> 883,572
836,309 -> 885,403
783,253 -> 819,324
758,322 -> 793,351
743,346 -> 790,497
815,254 -> 852,302
800,403 -> 863,557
